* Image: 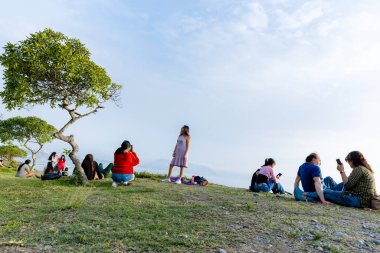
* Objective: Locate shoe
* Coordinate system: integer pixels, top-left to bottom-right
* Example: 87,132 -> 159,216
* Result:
162,178 -> 171,183
294,187 -> 305,201
111,182 -> 118,188
175,179 -> 181,184
122,181 -> 130,186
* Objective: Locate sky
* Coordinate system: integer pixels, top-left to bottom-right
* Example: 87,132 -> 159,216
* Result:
0,0 -> 380,190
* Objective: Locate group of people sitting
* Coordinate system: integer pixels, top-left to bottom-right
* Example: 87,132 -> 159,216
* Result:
14,140 -> 208,188
250,151 -> 378,209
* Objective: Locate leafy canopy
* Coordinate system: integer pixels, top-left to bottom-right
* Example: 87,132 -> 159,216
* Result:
0,28 -> 121,110
0,145 -> 27,160
0,116 -> 56,145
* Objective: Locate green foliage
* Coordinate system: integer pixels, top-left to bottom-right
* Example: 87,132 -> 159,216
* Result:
0,116 -> 56,145
134,171 -> 166,180
4,160 -> 19,168
0,28 -> 121,110
0,145 -> 27,162
62,149 -> 71,156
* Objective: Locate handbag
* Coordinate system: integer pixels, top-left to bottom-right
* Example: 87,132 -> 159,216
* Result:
371,195 -> 380,210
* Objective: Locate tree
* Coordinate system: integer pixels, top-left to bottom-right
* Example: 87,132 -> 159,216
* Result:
0,145 -> 27,168
0,116 -> 56,169
0,28 -> 122,183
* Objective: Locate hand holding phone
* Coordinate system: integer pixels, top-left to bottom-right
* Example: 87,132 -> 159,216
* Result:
336,158 -> 344,172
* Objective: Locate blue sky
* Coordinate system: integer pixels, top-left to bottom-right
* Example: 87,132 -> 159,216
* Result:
1,0 -> 380,190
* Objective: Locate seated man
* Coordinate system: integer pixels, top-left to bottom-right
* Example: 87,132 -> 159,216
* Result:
0,158 -> 4,167
294,153 -> 330,204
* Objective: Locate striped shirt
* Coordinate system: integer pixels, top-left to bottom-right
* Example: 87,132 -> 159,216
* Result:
344,166 -> 376,208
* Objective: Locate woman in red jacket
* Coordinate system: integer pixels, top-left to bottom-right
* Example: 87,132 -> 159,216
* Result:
112,140 -> 140,187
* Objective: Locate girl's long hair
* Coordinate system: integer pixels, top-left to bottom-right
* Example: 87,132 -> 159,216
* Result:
115,140 -> 131,154
262,158 -> 276,167
17,159 -> 31,172
345,151 -> 373,173
180,125 -> 190,137
60,155 -> 66,161
84,154 -> 94,171
48,152 -> 57,161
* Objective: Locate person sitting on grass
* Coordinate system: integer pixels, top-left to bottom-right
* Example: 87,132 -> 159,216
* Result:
0,158 -> 4,167
16,159 -> 38,178
44,152 -> 60,175
296,151 -> 377,208
81,154 -> 106,180
294,153 -> 330,204
254,158 -> 285,194
57,155 -> 67,172
111,140 -> 140,187
98,162 -> 113,178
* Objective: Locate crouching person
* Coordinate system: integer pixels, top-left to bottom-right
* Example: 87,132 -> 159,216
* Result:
111,140 -> 139,187
255,158 -> 285,194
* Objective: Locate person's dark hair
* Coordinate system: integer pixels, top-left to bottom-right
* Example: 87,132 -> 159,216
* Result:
345,151 -> 373,173
262,158 -> 276,166
180,125 -> 190,137
17,159 -> 31,172
84,154 -> 94,171
306,153 -> 318,163
48,152 -> 57,161
60,155 -> 66,161
115,140 -> 131,154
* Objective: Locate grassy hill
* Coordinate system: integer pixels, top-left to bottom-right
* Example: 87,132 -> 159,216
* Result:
0,168 -> 379,253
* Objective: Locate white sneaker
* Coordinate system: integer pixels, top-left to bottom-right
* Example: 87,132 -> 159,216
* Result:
122,181 -> 130,186
162,178 -> 171,183
175,179 -> 182,184
111,182 -> 118,188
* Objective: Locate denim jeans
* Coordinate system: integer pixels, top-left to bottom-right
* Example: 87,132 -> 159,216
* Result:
324,189 -> 362,208
323,176 -> 345,191
305,189 -> 361,208
112,173 -> 135,183
255,180 -> 285,194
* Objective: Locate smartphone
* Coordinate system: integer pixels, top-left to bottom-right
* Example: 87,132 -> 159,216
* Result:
277,173 -> 282,177
336,159 -> 342,165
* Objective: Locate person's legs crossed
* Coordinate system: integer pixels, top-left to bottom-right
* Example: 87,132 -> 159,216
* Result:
255,183 -> 270,192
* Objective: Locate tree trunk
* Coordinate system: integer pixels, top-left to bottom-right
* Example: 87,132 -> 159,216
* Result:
54,132 -> 88,183
31,152 -> 37,170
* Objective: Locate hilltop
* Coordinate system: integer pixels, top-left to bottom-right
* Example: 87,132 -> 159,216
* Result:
0,168 -> 379,253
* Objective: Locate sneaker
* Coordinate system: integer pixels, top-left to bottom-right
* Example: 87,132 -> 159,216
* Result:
175,179 -> 181,184
111,182 -> 118,188
122,181 -> 130,186
162,178 -> 171,183
294,187 -> 305,201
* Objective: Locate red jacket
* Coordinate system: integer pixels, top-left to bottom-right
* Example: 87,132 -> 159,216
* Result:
113,151 -> 139,174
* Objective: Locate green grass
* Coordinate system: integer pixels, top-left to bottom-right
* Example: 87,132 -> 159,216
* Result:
0,168 -> 379,252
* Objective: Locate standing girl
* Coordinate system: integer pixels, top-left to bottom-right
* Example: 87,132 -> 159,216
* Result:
164,125 -> 191,184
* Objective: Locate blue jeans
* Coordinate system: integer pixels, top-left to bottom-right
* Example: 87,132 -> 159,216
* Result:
255,180 -> 285,194
324,189 -> 362,208
112,173 -> 135,183
323,176 -> 345,191
305,189 -> 361,208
